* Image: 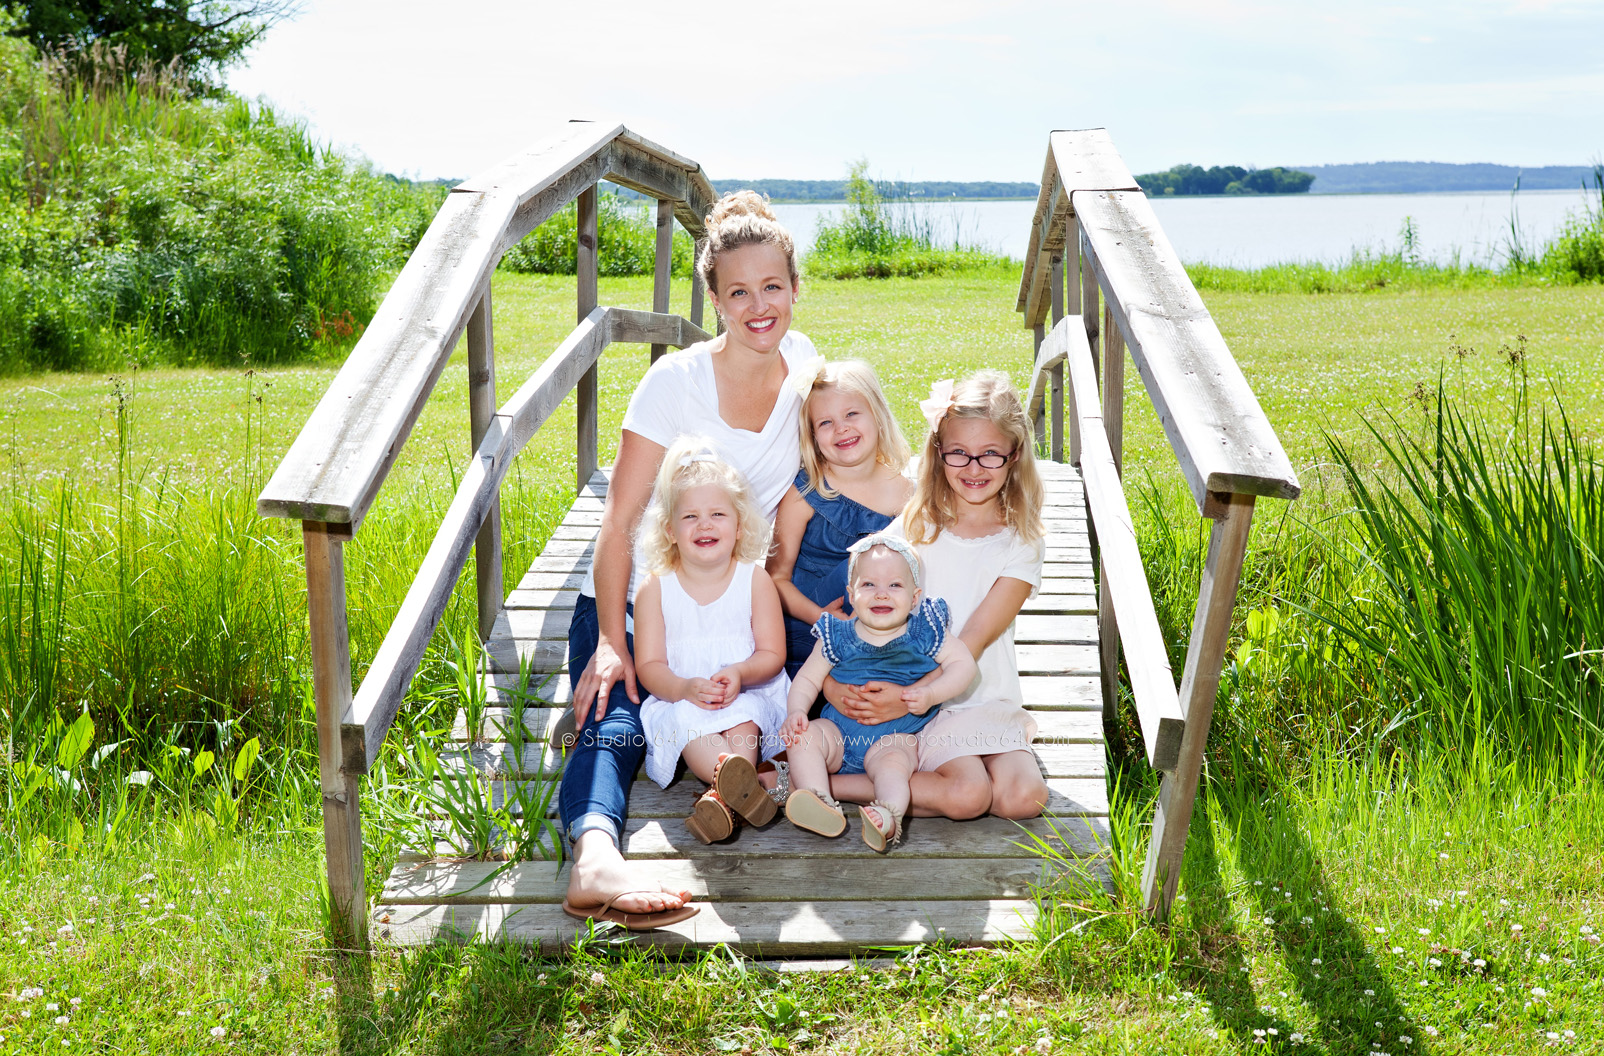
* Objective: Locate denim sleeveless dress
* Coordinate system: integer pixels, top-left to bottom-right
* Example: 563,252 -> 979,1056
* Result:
784,469 -> 895,675
812,597 -> 950,774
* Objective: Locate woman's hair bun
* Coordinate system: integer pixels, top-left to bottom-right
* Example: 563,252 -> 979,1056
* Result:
705,189 -> 777,228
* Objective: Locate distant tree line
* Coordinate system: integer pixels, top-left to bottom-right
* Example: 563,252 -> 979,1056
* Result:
1294,162 -> 1599,194
608,179 -> 1038,204
1136,164 -> 1315,197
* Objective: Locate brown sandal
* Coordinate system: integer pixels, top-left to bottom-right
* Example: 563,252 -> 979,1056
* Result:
685,788 -> 735,844
714,754 -> 779,827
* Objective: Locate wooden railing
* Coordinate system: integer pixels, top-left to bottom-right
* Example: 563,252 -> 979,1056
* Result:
1016,129 -> 1301,921
257,122 -> 715,946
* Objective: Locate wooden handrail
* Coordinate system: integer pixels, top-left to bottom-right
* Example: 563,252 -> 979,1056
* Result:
1032,316 -> 1183,770
1015,128 -> 1298,923
257,122 -> 716,530
259,122 -> 716,948
341,306 -> 709,773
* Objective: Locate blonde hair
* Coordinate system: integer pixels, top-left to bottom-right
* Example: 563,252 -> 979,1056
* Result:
696,190 -> 800,300
797,360 -> 912,499
639,437 -> 771,575
903,371 -> 1045,546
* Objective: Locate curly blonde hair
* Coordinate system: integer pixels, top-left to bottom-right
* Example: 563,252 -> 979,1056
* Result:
696,190 -> 800,300
797,360 -> 912,499
903,371 -> 1045,546
639,437 -> 771,575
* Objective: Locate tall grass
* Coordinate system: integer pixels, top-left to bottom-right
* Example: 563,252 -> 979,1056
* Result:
804,160 -> 1012,280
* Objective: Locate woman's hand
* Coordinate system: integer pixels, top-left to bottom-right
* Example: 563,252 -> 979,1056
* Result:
822,675 -> 910,725
820,596 -> 848,618
574,634 -> 637,729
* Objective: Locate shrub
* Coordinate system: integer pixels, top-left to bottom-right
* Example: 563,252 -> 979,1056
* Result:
499,192 -> 694,277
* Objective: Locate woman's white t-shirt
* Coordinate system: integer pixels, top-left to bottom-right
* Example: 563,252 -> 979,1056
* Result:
887,515 -> 1044,711
581,330 -> 818,602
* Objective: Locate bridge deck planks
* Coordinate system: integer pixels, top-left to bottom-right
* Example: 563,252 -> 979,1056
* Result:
374,460 -> 1109,953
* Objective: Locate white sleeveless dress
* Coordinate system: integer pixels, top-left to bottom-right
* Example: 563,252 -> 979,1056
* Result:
640,562 -> 790,788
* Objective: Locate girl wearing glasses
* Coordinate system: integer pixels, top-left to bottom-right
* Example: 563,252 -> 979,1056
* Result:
827,371 -> 1051,822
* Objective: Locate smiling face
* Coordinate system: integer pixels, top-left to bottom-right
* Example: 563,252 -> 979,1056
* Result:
707,243 -> 795,354
849,546 -> 921,633
670,483 -> 739,570
808,385 -> 881,472
939,416 -> 1016,512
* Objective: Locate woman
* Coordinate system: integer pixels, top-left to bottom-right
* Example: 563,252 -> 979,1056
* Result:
559,191 -> 816,929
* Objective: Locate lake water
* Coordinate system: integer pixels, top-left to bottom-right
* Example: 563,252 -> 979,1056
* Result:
769,189 -> 1595,269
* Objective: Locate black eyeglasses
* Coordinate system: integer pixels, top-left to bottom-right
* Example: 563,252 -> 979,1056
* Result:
938,446 -> 1015,469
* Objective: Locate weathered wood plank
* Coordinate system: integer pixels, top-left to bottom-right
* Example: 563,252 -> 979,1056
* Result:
1048,128 -> 1141,194
382,857 -> 1072,905
373,899 -> 1044,953
1072,189 -> 1300,507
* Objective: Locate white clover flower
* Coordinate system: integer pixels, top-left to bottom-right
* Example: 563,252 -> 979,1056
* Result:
69,999 -> 80,1007
1473,958 -> 1486,967
56,924 -> 73,935
1375,926 -> 1387,934
1267,1028 -> 1279,1036
1512,923 -> 1524,933
1364,989 -> 1375,996
1581,925 -> 1595,936
137,873 -> 156,883
1564,1030 -> 1576,1039
1254,1029 -> 1266,1038
1392,946 -> 1404,954
1546,1033 -> 1560,1041
1417,928 -> 1430,936
1264,916 -> 1276,925
1532,986 -> 1547,998
1302,916 -> 1314,924
1439,853 -> 1449,860
46,1003 -> 58,1011
1422,1026 -> 1438,1036
1289,1032 -> 1305,1044
1400,1037 -> 1412,1045
588,971 -> 605,986
54,1015 -> 69,1025
210,1026 -> 227,1038
1033,1038 -> 1052,1054
1428,957 -> 1442,967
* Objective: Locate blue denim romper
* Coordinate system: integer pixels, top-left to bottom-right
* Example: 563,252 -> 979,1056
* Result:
813,596 -> 951,774
784,470 -> 894,676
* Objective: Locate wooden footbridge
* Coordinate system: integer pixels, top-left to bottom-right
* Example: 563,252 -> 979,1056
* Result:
257,122 -> 1299,954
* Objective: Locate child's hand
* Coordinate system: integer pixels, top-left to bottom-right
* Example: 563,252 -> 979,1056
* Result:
710,665 -> 744,703
781,712 -> 809,745
901,685 -> 933,714
685,677 -> 725,709
821,596 -> 848,618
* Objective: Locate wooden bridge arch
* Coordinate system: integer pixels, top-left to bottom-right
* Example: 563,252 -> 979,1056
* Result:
258,122 -> 1298,951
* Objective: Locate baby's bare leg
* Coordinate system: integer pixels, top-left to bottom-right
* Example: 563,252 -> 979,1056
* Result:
860,733 -> 919,825
681,721 -> 761,783
787,718 -> 845,795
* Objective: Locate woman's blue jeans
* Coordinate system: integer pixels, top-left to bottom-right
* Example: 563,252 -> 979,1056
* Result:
557,594 -> 642,847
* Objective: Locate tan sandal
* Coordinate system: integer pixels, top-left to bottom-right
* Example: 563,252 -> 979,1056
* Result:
714,753 -> 778,827
858,800 -> 904,853
785,788 -> 848,838
685,788 -> 735,844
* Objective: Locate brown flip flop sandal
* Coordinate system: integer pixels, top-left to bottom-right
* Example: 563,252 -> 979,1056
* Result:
714,754 -> 779,827
561,894 -> 699,931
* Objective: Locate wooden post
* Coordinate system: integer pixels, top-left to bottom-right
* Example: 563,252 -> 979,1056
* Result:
1031,322 -> 1046,453
466,287 -> 502,643
1098,301 -> 1127,722
1141,493 -> 1257,921
1048,251 -> 1065,462
303,522 -> 366,948
1080,231 -> 1109,720
1065,223 -> 1083,466
1082,231 -> 1101,386
576,185 -> 599,491
651,199 -> 673,363
690,267 -> 705,331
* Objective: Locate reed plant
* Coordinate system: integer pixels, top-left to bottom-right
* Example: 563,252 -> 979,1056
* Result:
804,160 -> 1013,280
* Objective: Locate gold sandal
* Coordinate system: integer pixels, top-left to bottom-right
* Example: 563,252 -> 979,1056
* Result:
713,754 -> 779,827
785,788 -> 848,838
685,788 -> 735,844
858,800 -> 904,853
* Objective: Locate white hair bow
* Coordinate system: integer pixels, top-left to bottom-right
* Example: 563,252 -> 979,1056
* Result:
919,378 -> 956,435
786,356 -> 828,402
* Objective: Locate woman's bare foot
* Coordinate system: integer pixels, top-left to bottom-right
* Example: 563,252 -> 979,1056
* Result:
565,831 -> 691,914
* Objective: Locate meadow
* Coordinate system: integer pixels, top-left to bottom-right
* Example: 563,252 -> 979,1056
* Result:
2,269 -> 1603,1054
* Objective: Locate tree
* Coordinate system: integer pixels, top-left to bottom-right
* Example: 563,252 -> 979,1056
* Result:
12,1 -> 295,89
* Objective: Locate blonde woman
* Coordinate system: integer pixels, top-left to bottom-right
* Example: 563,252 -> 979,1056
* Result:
560,192 -> 813,929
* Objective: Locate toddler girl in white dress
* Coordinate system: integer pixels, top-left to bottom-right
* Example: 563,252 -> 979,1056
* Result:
633,438 -> 790,843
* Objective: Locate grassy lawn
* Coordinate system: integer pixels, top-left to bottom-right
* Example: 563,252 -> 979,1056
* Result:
3,272 -> 1603,1054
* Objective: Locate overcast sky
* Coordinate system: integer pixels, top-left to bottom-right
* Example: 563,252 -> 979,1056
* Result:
227,0 -> 1603,184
